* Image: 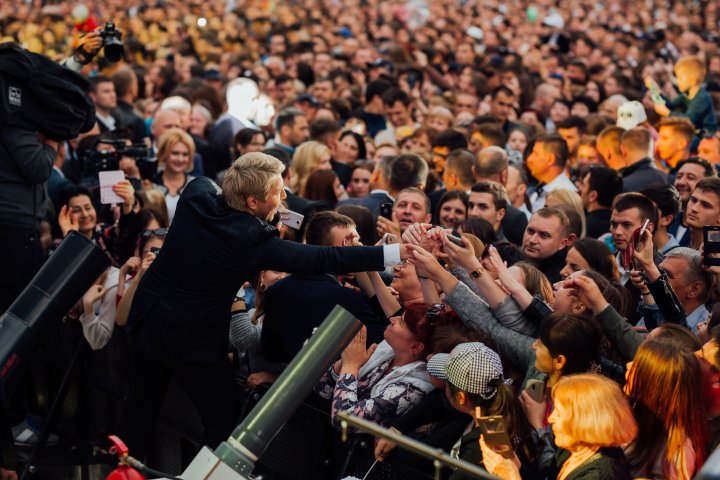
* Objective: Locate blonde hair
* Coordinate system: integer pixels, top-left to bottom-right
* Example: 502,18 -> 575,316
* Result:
222,152 -> 285,211
675,55 -> 706,83
545,188 -> 586,238
552,373 -> 637,447
138,189 -> 170,225
289,141 -> 330,197
460,232 -> 485,257
157,128 -> 196,172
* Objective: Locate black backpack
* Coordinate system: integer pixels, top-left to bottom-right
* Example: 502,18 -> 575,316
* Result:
0,42 -> 95,140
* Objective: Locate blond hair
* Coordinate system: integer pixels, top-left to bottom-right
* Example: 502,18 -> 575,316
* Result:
157,128 -> 196,172
675,55 -> 706,83
545,188 -> 586,238
552,373 -> 637,447
222,152 -> 285,211
289,141 -> 330,197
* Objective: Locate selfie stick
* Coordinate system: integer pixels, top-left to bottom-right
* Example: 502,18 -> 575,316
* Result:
336,412 -> 499,480
175,305 -> 362,479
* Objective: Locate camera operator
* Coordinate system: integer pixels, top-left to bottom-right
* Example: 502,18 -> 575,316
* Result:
0,126 -> 58,312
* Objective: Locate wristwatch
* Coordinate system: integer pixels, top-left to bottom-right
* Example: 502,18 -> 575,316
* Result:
470,267 -> 484,278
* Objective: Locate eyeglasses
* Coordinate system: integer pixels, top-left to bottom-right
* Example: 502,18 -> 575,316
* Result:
141,228 -> 168,238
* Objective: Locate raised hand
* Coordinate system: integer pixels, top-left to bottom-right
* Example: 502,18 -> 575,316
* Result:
58,205 -> 79,237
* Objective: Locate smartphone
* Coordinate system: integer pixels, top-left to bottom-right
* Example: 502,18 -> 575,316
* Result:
649,81 -> 665,104
622,219 -> 649,270
476,414 -> 514,459
150,247 -> 161,255
525,379 -> 545,403
704,226 -> 720,266
382,232 -> 398,245
379,202 -> 393,220
447,234 -> 464,247
280,208 -> 304,230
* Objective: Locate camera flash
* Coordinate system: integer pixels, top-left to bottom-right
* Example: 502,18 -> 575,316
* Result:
197,17 -> 207,27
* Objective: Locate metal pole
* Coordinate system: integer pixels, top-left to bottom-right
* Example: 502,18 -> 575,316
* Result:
336,412 -> 499,480
214,305 -> 361,475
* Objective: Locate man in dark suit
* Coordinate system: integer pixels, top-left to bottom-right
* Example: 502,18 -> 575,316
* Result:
262,211 -> 386,362
123,153 -> 411,459
337,155 -> 395,218
111,67 -> 147,143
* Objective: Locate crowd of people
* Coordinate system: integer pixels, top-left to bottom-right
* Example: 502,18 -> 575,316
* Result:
2,0 -> 720,478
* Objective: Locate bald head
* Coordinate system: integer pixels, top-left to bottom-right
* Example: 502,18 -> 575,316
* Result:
474,146 -> 509,185
152,110 -> 182,139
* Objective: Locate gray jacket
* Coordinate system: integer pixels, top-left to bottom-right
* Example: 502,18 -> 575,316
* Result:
0,125 -> 56,229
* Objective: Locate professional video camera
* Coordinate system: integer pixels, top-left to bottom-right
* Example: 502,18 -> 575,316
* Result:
100,21 -> 124,62
80,137 -> 157,179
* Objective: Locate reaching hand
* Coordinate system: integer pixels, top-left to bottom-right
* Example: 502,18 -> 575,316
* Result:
519,388 -> 548,430
402,222 -> 433,245
80,28 -> 104,57
374,437 -> 398,461
376,216 -> 401,240
479,436 -> 521,480
441,233 -> 479,272
82,284 -> 106,314
58,205 -> 79,236
632,229 -> 654,271
407,244 -> 446,280
340,326 -> 377,371
562,275 -> 608,314
112,179 -> 136,214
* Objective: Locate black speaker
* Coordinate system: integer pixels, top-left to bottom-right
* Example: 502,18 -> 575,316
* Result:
0,231 -> 110,398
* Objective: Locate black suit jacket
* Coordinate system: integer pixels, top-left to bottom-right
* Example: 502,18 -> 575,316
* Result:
113,101 -> 147,143
128,177 -> 385,363
501,206 -> 528,246
261,274 -> 386,362
337,191 -> 394,219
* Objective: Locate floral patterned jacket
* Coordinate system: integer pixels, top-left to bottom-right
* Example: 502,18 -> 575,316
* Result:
315,341 -> 435,427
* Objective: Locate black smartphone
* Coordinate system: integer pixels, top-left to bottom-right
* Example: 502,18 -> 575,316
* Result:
150,247 -> 161,255
379,202 -> 393,220
447,234 -> 464,247
476,414 -> 514,459
704,226 -> 720,266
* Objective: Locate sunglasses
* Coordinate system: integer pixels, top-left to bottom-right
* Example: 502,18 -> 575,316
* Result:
425,303 -> 445,327
141,228 -> 168,238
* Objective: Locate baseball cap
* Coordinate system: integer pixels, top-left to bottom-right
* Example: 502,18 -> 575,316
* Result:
296,93 -> 320,107
438,342 -> 505,399
617,100 -> 647,130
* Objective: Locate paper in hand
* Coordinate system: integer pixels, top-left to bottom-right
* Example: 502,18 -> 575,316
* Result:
99,170 -> 126,204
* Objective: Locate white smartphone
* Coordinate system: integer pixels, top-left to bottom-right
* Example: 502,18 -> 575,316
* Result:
280,209 -> 304,230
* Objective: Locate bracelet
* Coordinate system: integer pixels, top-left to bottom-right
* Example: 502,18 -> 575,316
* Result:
417,275 -> 430,280
640,290 -> 651,296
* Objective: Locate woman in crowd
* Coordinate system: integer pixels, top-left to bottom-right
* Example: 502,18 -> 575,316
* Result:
303,169 -> 347,208
434,190 -> 469,229
314,304 -> 444,427
335,130 -> 367,164
506,126 -> 531,157
58,183 -> 137,266
559,238 -> 618,281
152,128 -> 196,222
290,140 -> 332,197
348,163 -> 373,198
624,339 -> 707,480
481,373 -> 636,480
189,103 -> 213,140
115,228 -> 167,327
233,128 -> 267,158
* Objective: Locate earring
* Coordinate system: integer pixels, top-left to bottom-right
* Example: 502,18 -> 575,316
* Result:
260,283 -> 265,290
